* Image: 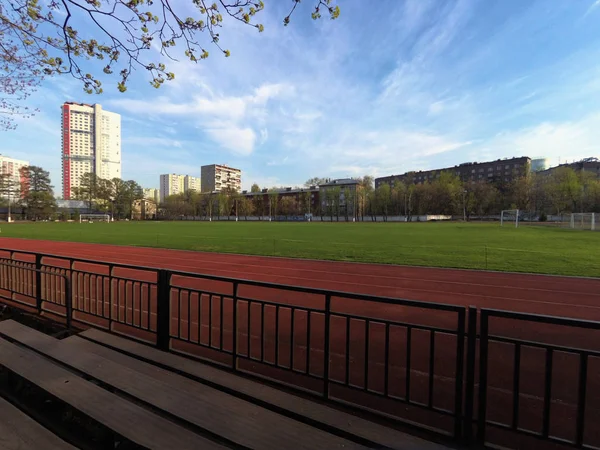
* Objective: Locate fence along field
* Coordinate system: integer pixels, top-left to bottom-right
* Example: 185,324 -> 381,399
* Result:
1,221 -> 599,277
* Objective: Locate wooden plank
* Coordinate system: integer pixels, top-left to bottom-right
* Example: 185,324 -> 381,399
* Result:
78,328 -> 451,450
0,327 -> 225,450
1,321 -> 366,450
0,396 -> 76,450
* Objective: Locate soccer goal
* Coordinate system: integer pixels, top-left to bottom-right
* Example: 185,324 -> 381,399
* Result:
570,213 -> 596,231
500,209 -> 520,228
80,214 -> 111,223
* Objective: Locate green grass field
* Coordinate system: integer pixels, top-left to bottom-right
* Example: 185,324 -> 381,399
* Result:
0,221 -> 598,277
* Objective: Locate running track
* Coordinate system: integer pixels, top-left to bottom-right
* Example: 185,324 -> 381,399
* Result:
1,237 -> 599,448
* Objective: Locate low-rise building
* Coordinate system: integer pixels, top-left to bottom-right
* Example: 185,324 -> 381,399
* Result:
375,156 -> 531,188
538,157 -> 600,179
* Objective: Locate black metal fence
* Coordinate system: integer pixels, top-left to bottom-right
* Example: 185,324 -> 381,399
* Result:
0,248 -> 598,449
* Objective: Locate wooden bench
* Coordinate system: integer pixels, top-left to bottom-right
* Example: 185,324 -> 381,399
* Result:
77,327 -> 451,450
0,320 -> 367,450
0,323 -> 225,450
0,396 -> 76,450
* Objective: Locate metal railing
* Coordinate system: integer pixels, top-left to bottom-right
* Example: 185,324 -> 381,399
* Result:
476,309 -> 599,449
0,259 -> 72,329
0,248 -> 598,449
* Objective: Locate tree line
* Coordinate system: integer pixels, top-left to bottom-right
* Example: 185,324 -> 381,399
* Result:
71,173 -> 143,220
0,166 -> 56,220
160,168 -> 600,221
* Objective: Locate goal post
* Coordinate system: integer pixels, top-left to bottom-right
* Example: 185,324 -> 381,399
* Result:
500,209 -> 519,228
80,214 -> 111,223
570,213 -> 596,231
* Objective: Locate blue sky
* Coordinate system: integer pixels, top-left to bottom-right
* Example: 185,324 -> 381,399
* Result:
3,0 -> 600,193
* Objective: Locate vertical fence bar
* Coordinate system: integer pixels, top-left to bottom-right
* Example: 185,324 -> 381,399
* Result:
323,294 -> 332,399
35,254 -> 42,312
512,343 -> 521,430
306,311 -> 311,375
453,309 -> 466,440
108,265 -> 113,330
542,349 -> 554,438
232,282 -> 238,370
345,317 -> 351,385
275,305 -> 280,366
464,307 -> 477,445
364,320 -> 369,391
65,276 -> 72,330
156,269 -> 171,351
477,311 -> 490,444
428,330 -> 435,408
290,308 -> 295,370
406,326 -> 412,402
576,353 -> 588,447
384,323 -> 390,397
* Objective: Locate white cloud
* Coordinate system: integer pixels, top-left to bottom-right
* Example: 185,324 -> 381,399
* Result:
204,126 -> 256,156
479,114 -> 600,166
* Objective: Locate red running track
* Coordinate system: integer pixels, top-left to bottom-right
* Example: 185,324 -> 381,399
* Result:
1,238 -> 600,448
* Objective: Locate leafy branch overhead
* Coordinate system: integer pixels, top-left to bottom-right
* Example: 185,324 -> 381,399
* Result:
0,0 -> 340,95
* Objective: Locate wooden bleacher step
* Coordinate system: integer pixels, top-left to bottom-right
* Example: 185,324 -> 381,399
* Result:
0,396 -> 76,450
0,322 -> 226,450
0,320 -> 369,450
76,328 -> 450,450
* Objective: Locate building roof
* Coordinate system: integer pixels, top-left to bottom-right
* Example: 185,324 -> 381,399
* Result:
319,178 -> 359,187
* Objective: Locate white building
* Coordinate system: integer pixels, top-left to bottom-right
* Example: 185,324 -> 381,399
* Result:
0,155 -> 29,199
159,174 -> 185,202
184,175 -> 201,192
143,188 -> 159,203
61,102 -> 121,199
159,174 -> 203,202
201,164 -> 241,192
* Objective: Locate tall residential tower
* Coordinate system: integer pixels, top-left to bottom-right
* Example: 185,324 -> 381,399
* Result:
61,102 -> 122,199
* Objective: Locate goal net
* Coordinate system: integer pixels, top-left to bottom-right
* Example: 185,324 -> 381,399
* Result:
569,213 -> 596,231
500,209 -> 520,228
80,214 -> 111,223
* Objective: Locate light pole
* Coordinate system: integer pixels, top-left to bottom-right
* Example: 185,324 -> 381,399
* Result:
462,189 -> 467,222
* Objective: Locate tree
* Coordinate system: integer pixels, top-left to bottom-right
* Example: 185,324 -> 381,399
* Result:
0,1 -> 340,118
304,177 -> 327,187
19,165 -> 56,220
250,183 -> 261,193
238,197 -> 254,219
356,176 -> 374,220
74,172 -> 100,212
0,14 -> 42,130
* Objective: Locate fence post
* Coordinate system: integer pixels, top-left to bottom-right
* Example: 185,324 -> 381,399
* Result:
453,308 -> 466,440
477,310 -> 490,445
35,254 -> 42,312
232,282 -> 238,371
323,294 -> 332,399
65,276 -> 72,330
464,307 -> 478,445
156,269 -> 171,351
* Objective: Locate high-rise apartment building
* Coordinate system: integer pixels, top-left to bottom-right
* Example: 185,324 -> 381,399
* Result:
0,155 -> 29,199
143,188 -> 159,203
183,175 -> 201,192
201,164 -> 241,192
159,174 -> 203,202
61,102 -> 122,199
159,174 -> 185,202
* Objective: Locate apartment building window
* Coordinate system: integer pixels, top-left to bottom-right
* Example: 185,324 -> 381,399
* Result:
505,165 -> 510,169
471,169 -> 475,173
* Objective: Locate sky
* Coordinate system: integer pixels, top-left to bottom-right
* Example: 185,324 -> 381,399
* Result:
3,0 -> 600,193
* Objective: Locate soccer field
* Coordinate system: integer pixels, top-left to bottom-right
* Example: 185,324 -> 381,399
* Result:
0,221 -> 598,277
